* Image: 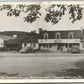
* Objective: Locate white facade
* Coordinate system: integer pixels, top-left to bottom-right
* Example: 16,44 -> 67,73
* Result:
39,38 -> 81,52
38,39 -> 80,44
0,38 -> 4,48
79,42 -> 84,50
22,43 -> 39,49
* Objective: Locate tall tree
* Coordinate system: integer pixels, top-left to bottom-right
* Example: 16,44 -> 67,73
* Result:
0,4 -> 41,23
45,4 -> 83,25
0,4 -> 83,25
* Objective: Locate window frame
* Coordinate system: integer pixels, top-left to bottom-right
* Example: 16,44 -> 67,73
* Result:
68,32 -> 75,39
55,32 -> 61,39
43,32 -> 48,39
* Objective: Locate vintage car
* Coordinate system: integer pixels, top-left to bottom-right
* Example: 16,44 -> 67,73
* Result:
19,47 -> 39,53
19,47 -> 33,53
70,46 -> 80,53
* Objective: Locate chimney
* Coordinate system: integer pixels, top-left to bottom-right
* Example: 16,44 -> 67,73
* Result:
39,28 -> 42,34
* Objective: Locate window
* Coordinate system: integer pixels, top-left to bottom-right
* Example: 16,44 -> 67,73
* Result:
46,44 -> 48,48
82,43 -> 84,48
24,43 -> 27,47
43,33 -> 48,39
49,44 -> 52,48
33,43 -> 36,47
43,44 -> 46,48
68,32 -> 74,39
1,43 -> 3,45
43,44 -> 49,48
55,32 -> 61,39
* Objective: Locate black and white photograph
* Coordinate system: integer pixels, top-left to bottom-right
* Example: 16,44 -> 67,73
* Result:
0,1 -> 84,80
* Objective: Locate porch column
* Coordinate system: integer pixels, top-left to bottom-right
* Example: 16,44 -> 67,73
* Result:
47,44 -> 49,50
68,43 -> 69,52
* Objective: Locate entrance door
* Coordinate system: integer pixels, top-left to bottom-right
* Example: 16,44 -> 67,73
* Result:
57,43 -> 62,51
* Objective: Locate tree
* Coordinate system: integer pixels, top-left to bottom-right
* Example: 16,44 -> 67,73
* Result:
0,4 -> 41,23
0,4 -> 83,25
45,4 -> 83,25
68,4 -> 83,23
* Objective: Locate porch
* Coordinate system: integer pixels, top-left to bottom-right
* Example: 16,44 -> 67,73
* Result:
39,43 -> 79,52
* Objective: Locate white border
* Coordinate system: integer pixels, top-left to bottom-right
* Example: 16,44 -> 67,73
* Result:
0,1 -> 84,4
1,79 -> 84,83
0,1 -> 84,83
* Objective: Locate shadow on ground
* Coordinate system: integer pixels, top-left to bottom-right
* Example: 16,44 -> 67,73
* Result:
55,60 -> 84,78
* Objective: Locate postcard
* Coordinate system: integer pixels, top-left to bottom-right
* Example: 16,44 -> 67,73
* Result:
0,1 -> 83,83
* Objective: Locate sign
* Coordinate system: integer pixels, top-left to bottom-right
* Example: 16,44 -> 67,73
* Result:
55,39 -> 62,43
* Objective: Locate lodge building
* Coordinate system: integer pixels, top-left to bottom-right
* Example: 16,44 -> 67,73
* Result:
38,28 -> 84,52
0,28 -> 84,52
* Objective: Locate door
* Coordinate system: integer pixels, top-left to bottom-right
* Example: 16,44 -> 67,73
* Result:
57,43 -> 62,51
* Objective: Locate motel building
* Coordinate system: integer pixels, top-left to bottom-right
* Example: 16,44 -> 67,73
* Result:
38,28 -> 84,52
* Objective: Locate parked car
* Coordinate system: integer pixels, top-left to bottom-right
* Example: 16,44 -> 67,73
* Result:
70,46 -> 80,53
19,47 -> 33,53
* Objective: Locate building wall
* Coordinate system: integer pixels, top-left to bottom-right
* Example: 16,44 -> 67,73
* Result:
0,38 -> 4,48
39,44 -> 57,51
38,38 -> 81,52
22,43 -> 39,49
39,43 -> 80,52
80,42 -> 84,50
22,43 -> 30,48
38,39 -> 80,44
38,28 -> 83,52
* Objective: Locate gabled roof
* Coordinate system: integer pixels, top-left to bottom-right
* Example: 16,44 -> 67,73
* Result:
6,36 -> 38,44
39,30 -> 81,39
21,36 -> 38,43
5,38 -> 22,44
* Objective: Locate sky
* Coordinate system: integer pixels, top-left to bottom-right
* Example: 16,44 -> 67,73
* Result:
0,2 -> 84,32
